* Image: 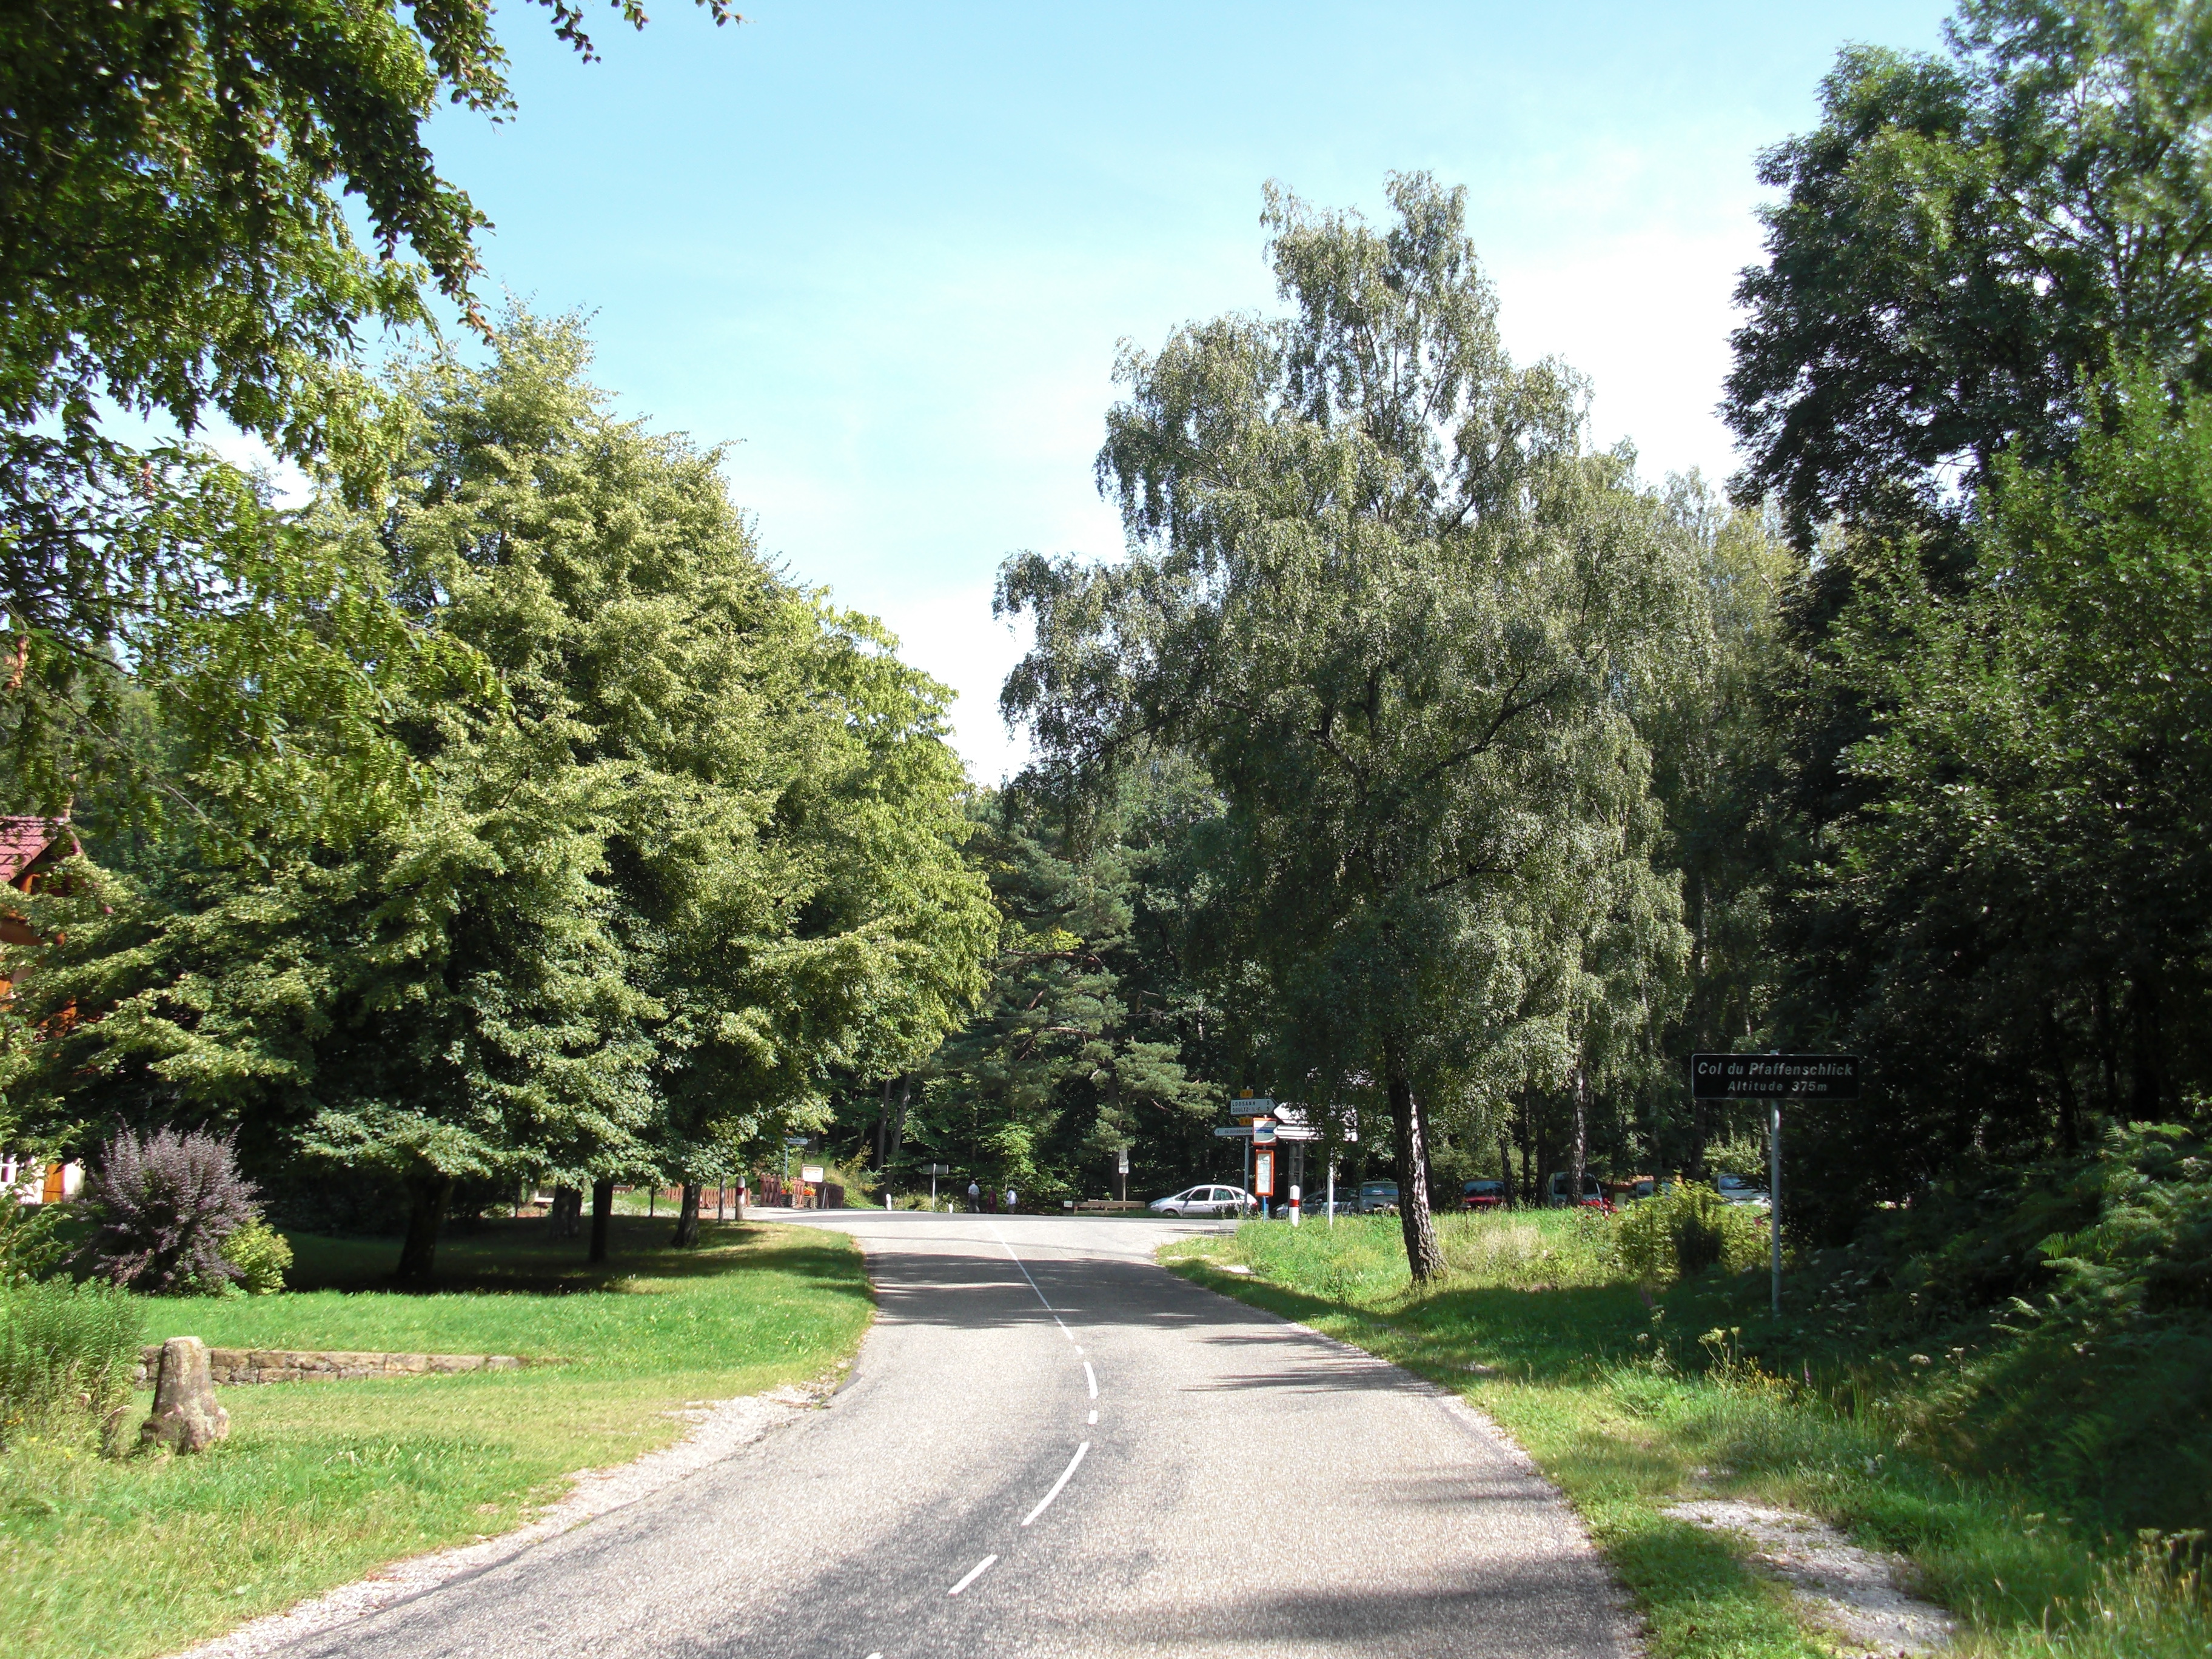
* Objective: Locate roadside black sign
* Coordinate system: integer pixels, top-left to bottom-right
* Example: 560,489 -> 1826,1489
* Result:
1690,1053 -> 1860,1100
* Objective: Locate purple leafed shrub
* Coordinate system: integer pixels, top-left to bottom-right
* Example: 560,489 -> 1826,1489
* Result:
84,1129 -> 258,1295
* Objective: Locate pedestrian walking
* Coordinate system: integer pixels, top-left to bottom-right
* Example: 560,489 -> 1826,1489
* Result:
1005,1187 -> 1017,1214
967,1179 -> 979,1213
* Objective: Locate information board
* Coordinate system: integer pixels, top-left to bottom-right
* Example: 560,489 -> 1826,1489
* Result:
1689,1053 -> 1860,1100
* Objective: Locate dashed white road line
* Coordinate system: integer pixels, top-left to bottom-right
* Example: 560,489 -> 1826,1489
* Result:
1021,1442 -> 1090,1528
948,1555 -> 997,1597
988,1223 -> 1076,1340
1082,1361 -> 1097,1399
1088,1409 -> 1098,1425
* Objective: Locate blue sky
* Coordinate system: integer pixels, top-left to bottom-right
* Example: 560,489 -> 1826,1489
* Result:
423,0 -> 1952,780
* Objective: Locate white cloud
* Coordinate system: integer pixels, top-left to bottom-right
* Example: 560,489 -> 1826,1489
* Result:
866,581 -> 1036,786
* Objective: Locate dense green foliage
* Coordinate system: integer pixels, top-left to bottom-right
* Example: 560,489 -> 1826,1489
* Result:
1726,0 -> 2212,554
1794,1121 -> 2212,1530
7,316 -> 990,1276
871,764 -> 1227,1202
1612,1181 -> 1766,1284
1002,175 -> 1703,1274
218,1217 -> 293,1296
1774,369 -> 2212,1233
0,0 -> 729,818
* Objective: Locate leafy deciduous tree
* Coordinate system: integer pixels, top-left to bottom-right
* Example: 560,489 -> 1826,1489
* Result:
1000,175 -> 1697,1278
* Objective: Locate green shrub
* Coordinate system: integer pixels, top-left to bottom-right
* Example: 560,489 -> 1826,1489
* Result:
0,1278 -> 144,1450
0,1181 -> 70,1285
218,1216 -> 292,1295
1827,1122 -> 2212,1532
1614,1182 -> 1765,1285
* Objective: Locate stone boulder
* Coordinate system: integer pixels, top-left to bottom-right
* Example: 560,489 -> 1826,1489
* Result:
140,1336 -> 230,1454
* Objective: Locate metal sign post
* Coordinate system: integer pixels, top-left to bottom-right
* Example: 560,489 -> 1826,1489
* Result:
1689,1053 -> 1860,1317
1769,1100 -> 1782,1317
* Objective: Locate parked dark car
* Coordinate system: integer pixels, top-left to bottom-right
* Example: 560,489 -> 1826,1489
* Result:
1461,1179 -> 1507,1212
1356,1180 -> 1400,1214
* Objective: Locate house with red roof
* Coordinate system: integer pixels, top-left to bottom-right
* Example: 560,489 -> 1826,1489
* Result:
0,815 -> 84,1205
0,815 -> 78,943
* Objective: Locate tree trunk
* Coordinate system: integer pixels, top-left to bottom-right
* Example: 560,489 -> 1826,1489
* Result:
395,1172 -> 454,1284
2043,1002 -> 2082,1155
588,1179 -> 615,1264
875,1077 -> 893,1171
1385,1059 -> 1446,1282
1498,1132 -> 1513,1205
2094,979 -> 2120,1114
888,1074 -> 911,1170
1570,1066 -> 1589,1210
2130,971 -> 2165,1119
548,1185 -> 582,1238
672,1182 -> 703,1247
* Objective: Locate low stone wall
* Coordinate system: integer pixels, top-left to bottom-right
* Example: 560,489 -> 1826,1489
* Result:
134,1346 -> 529,1387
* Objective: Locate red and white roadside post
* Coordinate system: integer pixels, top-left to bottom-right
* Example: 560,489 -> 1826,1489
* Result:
1288,1182 -> 1301,1226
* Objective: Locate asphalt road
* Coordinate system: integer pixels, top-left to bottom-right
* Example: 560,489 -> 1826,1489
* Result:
280,1210 -> 1632,1659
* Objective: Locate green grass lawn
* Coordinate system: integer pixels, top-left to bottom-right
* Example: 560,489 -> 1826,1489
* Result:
1,1217 -> 873,1659
1165,1212 -> 2212,1659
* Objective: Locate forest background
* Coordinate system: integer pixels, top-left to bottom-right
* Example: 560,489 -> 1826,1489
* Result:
2,0 -> 2210,1309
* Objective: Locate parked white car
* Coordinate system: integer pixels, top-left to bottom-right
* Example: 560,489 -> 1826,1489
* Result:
1148,1184 -> 1256,1218
1715,1173 -> 1772,1208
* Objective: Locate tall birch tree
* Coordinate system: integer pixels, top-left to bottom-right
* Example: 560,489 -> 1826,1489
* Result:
999,175 -> 1694,1279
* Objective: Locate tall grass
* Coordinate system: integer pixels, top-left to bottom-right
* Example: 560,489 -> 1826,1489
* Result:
1232,1209 -> 1620,1298
0,1279 -> 144,1450
2012,1538 -> 2212,1659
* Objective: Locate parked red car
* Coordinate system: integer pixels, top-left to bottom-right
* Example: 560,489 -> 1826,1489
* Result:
1547,1171 -> 1614,1212
1461,1179 -> 1507,1212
